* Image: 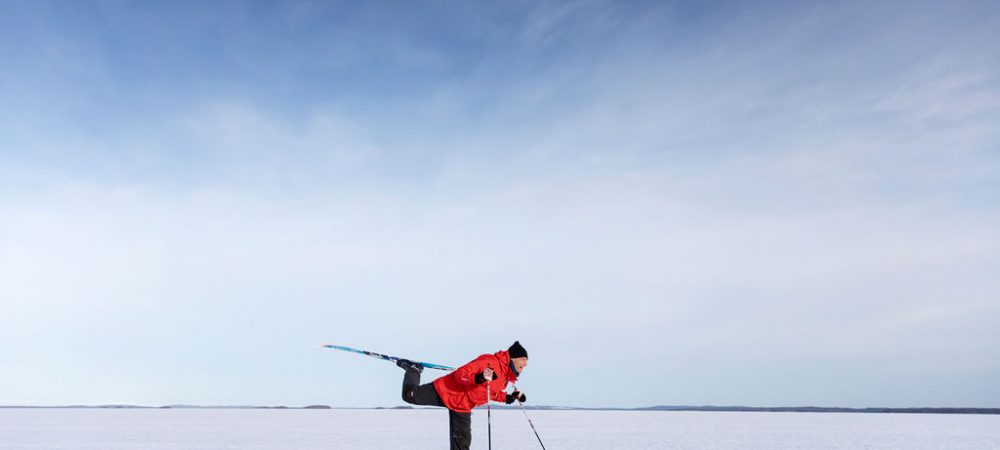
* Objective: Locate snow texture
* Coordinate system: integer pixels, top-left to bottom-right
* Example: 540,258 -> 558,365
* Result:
1,409 -> 999,449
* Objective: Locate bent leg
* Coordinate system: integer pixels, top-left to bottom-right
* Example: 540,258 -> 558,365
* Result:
401,369 -> 421,403
402,370 -> 445,407
448,410 -> 472,450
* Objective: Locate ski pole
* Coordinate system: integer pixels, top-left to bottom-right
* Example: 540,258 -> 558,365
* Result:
513,384 -> 547,450
486,371 -> 492,450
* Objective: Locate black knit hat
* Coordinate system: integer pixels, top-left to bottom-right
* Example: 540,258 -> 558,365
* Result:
508,341 -> 528,359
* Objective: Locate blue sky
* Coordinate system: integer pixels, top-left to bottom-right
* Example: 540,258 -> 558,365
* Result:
1,0 -> 999,408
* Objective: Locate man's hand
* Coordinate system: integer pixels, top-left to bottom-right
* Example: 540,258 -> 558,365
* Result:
475,368 -> 495,384
505,390 -> 526,404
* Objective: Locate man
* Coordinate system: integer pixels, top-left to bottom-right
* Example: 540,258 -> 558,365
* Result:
397,341 -> 529,450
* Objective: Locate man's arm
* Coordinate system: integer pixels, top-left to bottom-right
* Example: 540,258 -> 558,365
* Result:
452,354 -> 494,386
491,385 -> 512,403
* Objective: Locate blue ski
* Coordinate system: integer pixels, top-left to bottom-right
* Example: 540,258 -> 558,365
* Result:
322,344 -> 456,371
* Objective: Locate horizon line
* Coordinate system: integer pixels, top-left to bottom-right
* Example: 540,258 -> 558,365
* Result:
3,404 -> 998,415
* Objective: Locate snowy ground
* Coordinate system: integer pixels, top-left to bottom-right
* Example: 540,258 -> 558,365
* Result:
2,408 -> 999,449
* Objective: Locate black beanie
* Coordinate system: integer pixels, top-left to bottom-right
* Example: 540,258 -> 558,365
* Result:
508,341 -> 528,359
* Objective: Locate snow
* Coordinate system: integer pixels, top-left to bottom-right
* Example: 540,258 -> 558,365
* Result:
1,409 -> 999,449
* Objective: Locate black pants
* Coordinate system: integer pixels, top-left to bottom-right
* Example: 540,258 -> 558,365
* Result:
402,369 -> 472,450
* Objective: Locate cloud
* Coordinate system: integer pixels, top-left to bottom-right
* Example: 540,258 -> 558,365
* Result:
3,137 -> 997,406
1,0 -> 999,407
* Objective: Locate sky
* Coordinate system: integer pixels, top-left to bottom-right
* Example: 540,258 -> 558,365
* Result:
1,0 -> 999,409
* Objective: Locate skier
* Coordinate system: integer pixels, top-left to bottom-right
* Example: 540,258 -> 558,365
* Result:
397,341 -> 529,450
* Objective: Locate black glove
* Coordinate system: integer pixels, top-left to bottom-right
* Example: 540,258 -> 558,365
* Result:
505,391 -> 526,404
474,370 -> 494,384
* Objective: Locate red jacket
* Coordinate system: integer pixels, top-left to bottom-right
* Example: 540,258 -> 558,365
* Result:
434,350 -> 518,413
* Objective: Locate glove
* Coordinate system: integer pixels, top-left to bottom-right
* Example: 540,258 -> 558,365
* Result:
474,368 -> 495,384
505,391 -> 526,404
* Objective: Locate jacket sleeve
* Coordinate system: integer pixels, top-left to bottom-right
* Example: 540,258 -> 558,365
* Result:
490,382 -> 508,403
452,354 -> 492,386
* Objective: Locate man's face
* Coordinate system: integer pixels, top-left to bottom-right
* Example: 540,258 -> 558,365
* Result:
512,357 -> 528,374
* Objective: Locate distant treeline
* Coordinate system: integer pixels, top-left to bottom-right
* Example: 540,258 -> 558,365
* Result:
4,405 -> 997,415
0,405 -> 332,410
478,405 -> 1000,415
633,406 -> 1000,415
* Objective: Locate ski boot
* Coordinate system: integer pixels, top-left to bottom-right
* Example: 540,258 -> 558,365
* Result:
396,359 -> 424,373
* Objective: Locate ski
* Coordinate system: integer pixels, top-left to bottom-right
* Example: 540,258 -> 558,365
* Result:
321,344 -> 456,371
